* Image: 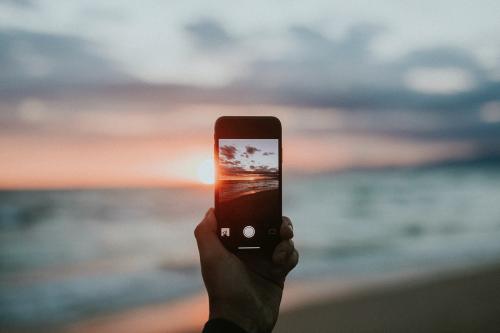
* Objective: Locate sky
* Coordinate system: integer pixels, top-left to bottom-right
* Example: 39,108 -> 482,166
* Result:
0,0 -> 499,188
219,139 -> 278,173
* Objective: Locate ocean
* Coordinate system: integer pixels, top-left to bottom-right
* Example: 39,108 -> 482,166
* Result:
219,174 -> 279,202
2,165 -> 500,329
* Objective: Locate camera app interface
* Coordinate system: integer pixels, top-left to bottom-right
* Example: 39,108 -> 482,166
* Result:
218,139 -> 280,249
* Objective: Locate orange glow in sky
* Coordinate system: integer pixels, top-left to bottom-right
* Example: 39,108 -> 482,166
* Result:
0,105 -> 476,189
0,129 -> 474,189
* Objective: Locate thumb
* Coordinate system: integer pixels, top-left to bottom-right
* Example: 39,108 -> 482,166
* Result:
194,208 -> 228,263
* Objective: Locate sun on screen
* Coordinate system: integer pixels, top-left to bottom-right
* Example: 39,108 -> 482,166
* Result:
197,159 -> 215,185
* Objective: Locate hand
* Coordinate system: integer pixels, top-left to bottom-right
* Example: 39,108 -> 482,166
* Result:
194,208 -> 298,333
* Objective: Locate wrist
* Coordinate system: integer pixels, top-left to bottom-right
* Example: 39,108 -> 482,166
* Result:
203,318 -> 249,333
209,299 -> 270,333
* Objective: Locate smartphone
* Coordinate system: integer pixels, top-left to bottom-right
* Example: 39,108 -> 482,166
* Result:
214,116 -> 282,256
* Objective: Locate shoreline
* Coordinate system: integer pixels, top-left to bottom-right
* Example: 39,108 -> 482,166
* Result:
64,260 -> 500,333
219,183 -> 279,203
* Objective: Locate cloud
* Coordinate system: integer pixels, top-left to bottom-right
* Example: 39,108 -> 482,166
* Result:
221,160 -> 241,168
232,23 -> 495,113
218,22 -> 499,151
253,165 -> 278,173
0,29 -> 132,88
480,101 -> 500,123
3,21 -> 495,114
220,145 -> 237,160
237,23 -> 391,94
185,18 -> 235,51
1,20 -> 499,159
245,146 -> 261,155
404,67 -> 475,94
0,0 -> 35,8
221,163 -> 245,173
79,6 -> 126,22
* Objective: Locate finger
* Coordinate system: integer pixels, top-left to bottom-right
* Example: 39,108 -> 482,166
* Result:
272,239 -> 294,264
283,249 -> 299,274
194,208 -> 228,263
280,216 -> 294,240
274,248 -> 299,276
270,248 -> 299,282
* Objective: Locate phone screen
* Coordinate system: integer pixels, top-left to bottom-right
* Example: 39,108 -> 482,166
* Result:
217,138 -> 281,251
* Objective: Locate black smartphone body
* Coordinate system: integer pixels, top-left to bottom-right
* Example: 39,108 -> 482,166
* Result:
214,116 -> 282,256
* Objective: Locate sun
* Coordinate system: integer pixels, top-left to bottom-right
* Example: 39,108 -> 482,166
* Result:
197,159 -> 215,185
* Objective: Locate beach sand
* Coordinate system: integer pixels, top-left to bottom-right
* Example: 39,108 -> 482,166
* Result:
275,263 -> 500,333
66,261 -> 500,333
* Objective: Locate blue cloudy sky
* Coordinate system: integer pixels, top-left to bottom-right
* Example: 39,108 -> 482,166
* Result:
1,0 -> 499,86
219,139 -> 278,173
0,0 -> 499,187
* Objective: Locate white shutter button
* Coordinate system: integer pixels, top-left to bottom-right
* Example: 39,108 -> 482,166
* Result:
243,226 -> 255,238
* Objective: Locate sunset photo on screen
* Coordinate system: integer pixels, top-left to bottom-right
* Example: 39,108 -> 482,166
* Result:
218,139 -> 279,203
